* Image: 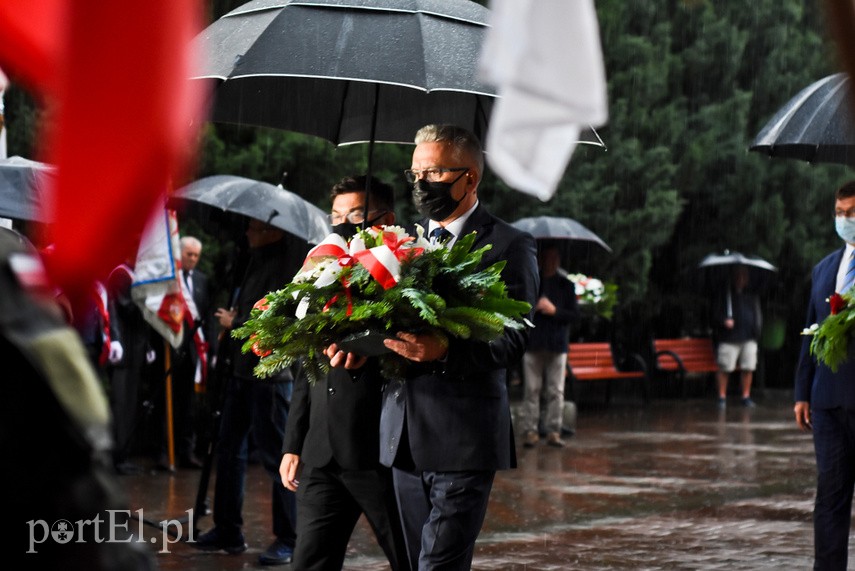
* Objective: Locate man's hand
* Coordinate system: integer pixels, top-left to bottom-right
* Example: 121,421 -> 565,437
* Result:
325,343 -> 367,369
794,401 -> 812,431
280,453 -> 302,491
215,307 -> 236,329
535,296 -> 556,315
724,318 -> 735,329
384,331 -> 448,362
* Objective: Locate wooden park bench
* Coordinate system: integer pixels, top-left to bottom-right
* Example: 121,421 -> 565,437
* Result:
566,342 -> 649,405
652,338 -> 719,397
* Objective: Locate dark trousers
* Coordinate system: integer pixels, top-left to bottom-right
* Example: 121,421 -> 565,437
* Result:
213,376 -> 296,546
812,407 -> 855,571
294,464 -> 406,571
392,467 -> 495,571
109,365 -> 143,465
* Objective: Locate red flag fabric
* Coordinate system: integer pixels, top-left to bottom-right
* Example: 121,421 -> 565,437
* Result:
0,1 -> 206,313
0,0 -> 65,93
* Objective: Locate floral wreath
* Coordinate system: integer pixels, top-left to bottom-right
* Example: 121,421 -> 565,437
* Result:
565,272 -> 619,320
802,291 -> 855,372
233,225 -> 532,383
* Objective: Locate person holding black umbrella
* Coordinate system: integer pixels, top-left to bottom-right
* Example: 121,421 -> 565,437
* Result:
280,174 -> 408,571
520,243 -> 580,448
195,219 -> 304,565
711,265 -> 762,409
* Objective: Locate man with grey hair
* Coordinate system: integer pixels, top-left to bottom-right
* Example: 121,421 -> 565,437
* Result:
155,235 -> 211,469
330,124 -> 539,570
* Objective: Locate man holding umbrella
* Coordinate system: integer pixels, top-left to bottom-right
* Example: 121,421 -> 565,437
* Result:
327,124 -> 538,570
280,174 -> 408,571
711,265 -> 762,409
196,219 -> 304,565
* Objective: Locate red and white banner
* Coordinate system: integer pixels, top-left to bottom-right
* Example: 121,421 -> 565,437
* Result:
131,207 -> 197,349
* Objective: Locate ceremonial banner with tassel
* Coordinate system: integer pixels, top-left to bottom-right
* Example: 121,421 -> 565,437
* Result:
131,207 -> 197,348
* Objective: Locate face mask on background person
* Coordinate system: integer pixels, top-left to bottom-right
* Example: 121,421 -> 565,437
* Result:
331,210 -> 387,238
835,215 -> 855,244
331,221 -> 360,238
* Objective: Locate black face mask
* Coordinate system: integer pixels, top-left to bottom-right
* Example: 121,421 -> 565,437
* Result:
330,211 -> 388,238
412,170 -> 468,221
331,221 -> 360,238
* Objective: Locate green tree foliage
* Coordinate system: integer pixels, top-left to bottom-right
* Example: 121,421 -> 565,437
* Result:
3,0 -> 851,387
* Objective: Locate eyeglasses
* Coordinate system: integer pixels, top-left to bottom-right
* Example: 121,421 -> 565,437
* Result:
404,167 -> 468,184
835,207 -> 855,219
328,209 -> 387,225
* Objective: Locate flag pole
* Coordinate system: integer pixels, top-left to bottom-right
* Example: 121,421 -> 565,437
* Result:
164,338 -> 176,472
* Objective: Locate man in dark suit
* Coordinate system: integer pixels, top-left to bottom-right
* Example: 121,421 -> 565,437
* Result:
169,235 -> 211,469
280,175 -> 407,571
795,179 -> 855,570
196,220 -> 302,565
353,124 -> 539,570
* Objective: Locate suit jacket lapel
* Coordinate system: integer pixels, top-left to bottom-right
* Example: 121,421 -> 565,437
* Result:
820,248 -> 845,298
459,204 -> 494,249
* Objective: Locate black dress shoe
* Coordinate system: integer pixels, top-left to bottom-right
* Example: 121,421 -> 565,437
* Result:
180,454 -> 204,469
194,528 -> 247,554
154,455 -> 175,472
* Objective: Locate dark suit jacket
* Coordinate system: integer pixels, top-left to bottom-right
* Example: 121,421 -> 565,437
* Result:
795,247 -> 855,409
182,268 -> 213,364
379,203 -> 539,472
283,366 -> 385,470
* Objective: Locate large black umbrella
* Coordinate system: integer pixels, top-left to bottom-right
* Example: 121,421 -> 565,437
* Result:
0,155 -> 54,222
750,72 -> 855,166
193,0 -> 605,154
171,175 -> 331,244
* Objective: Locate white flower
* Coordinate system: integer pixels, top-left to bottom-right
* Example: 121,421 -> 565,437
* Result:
801,323 -> 819,336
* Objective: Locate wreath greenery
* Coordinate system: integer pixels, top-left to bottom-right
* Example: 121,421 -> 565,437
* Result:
233,225 -> 532,383
805,292 -> 855,372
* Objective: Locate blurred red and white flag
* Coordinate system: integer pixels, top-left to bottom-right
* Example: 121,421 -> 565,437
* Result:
479,0 -> 607,201
0,66 -> 7,159
131,207 -> 198,349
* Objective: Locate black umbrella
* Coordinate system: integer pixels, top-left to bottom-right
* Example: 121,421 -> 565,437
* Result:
510,215 -> 610,274
697,250 -> 778,294
0,155 -> 54,222
171,175 -> 331,244
749,72 -> 855,166
193,0 -> 605,173
510,216 -> 611,252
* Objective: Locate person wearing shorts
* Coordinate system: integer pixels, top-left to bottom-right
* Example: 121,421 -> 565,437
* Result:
712,266 -> 762,408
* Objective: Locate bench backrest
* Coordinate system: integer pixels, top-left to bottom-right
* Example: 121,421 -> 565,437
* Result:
568,342 -> 620,374
654,338 -> 718,373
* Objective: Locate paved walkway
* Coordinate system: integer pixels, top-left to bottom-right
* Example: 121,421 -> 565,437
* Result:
121,389 -> 823,569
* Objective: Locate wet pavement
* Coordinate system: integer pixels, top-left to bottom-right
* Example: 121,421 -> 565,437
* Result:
120,389 -> 824,570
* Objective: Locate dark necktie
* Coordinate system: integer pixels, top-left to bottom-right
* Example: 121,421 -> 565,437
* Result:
429,227 -> 453,244
184,270 -> 193,295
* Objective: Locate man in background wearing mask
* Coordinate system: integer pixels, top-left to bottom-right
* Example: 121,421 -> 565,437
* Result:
795,179 -> 855,570
280,175 -> 407,571
357,124 -> 539,570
